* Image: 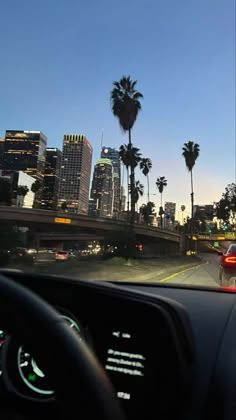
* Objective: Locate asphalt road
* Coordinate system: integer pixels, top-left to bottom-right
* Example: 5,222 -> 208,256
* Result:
3,251 -> 223,288
31,252 -> 221,287
159,252 -> 220,287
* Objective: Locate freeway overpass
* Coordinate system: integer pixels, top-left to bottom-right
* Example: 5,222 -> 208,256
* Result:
0,206 -> 183,255
191,233 -> 236,241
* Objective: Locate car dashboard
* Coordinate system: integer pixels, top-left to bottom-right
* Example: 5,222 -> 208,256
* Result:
0,272 -> 236,420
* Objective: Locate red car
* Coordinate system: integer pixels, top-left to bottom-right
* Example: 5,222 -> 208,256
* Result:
55,251 -> 76,261
218,244 -> 236,285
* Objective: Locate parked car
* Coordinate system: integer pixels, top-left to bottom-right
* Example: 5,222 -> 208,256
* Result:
218,244 -> 236,285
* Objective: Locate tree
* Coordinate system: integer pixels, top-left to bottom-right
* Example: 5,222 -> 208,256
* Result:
111,76 -> 143,224
133,180 -> 144,212
215,183 -> 236,227
119,143 -> 142,220
180,205 -> 186,225
156,176 -> 167,228
31,179 -> 41,194
182,141 -> 200,232
140,158 -> 152,202
17,185 -> 29,196
140,201 -> 156,225
31,179 -> 42,208
16,185 -> 29,207
0,178 -> 12,205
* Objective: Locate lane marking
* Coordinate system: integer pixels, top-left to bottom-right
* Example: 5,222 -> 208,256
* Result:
159,262 -> 206,283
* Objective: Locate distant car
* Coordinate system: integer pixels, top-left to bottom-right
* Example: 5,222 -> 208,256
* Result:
218,244 -> 236,285
9,248 -> 35,265
55,251 -> 76,261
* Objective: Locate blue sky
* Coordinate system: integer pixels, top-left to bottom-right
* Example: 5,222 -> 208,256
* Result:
0,0 -> 235,216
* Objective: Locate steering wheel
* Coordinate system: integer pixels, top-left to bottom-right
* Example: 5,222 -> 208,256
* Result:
0,274 -> 126,420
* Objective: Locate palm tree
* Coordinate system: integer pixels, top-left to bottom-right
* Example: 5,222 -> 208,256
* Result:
111,76 -> 143,224
140,201 -> 156,225
156,176 -> 168,228
119,143 -> 142,221
134,180 -> 144,212
16,185 -> 29,207
182,141 -> 200,232
181,205 -> 186,225
17,185 -> 29,196
31,179 -> 41,194
140,158 -> 152,202
31,179 -> 42,209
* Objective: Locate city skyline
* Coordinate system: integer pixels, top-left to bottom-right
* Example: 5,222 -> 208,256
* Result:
0,127 -> 230,220
0,0 -> 235,215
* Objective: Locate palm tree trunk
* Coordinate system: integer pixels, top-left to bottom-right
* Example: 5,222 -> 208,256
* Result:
127,128 -> 135,225
147,174 -> 150,203
161,192 -> 163,228
126,167 -> 130,221
190,170 -> 194,233
120,162 -> 125,213
128,129 -> 131,145
130,167 -> 135,225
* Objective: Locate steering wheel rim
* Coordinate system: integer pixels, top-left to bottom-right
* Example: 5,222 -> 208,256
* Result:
0,273 -> 126,420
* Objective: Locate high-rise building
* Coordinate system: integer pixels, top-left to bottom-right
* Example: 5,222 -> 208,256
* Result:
0,138 -> 5,173
3,130 -> 47,180
101,147 -> 121,215
58,134 -> 92,214
41,148 -> 62,209
90,158 -> 113,217
164,202 -> 176,227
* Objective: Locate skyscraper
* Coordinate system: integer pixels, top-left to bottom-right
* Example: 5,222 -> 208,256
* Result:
101,147 -> 121,216
58,134 -> 92,214
3,130 -> 47,180
41,148 -> 62,209
90,158 -> 113,217
0,138 -> 5,174
164,202 -> 176,227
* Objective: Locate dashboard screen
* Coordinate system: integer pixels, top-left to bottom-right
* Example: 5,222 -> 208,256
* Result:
92,319 -> 174,419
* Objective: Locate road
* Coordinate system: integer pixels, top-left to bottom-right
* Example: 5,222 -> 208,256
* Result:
3,251 -> 222,287
30,251 -> 221,287
159,252 -> 220,287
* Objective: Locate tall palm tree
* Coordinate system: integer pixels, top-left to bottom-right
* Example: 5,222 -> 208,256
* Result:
182,141 -> 200,231
119,144 -> 142,221
156,176 -> 168,228
140,158 -> 152,203
111,76 -> 143,224
181,204 -> 186,225
134,180 -> 144,212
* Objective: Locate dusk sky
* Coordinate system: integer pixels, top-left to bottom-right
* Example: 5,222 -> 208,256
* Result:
0,0 -> 235,217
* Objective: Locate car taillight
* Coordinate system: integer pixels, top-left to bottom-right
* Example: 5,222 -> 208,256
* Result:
18,253 -> 23,257
55,253 -> 58,257
223,255 -> 236,264
222,287 -> 236,292
64,253 -> 69,257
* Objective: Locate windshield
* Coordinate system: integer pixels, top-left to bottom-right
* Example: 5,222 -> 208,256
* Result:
0,0 -> 235,288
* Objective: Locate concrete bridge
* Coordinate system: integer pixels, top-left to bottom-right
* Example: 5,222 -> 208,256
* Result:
0,206 -> 183,256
